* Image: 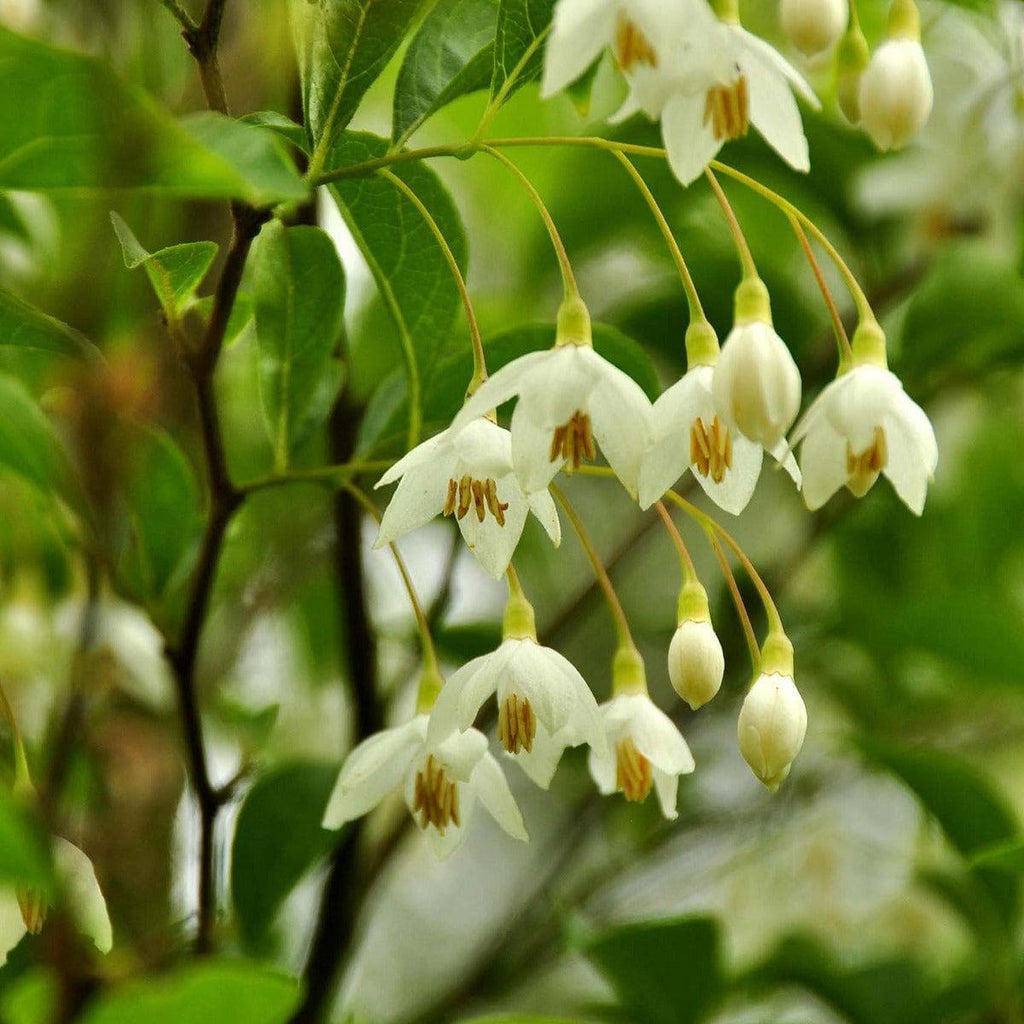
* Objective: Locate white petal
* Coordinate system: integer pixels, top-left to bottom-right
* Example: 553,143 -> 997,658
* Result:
322,718 -> 427,828
882,399 -> 938,516
451,351 -> 552,434
743,45 -> 810,172
469,752 -> 529,841
587,743 -> 618,795
503,640 -> 598,738
53,837 -> 112,954
637,370 -> 708,509
422,813 -> 472,859
433,725 -> 490,781
651,766 -> 681,820
427,646 -> 512,745
586,353 -> 653,496
696,433 -> 764,515
511,397 -> 564,494
0,892 -> 27,966
456,478 -> 530,579
828,366 -> 905,453
768,438 -> 802,487
799,420 -> 849,510
452,418 -> 515,478
735,26 -> 819,107
541,0 -> 617,98
625,695 -> 696,776
661,90 -> 722,186
374,460 -> 451,548
375,432 -> 448,488
511,721 -> 569,789
528,487 -> 562,545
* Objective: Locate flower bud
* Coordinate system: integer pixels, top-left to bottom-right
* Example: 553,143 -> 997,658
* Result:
669,620 -> 724,710
836,23 -> 870,123
737,671 -> 807,791
780,0 -> 848,57
712,278 -> 802,450
859,38 -> 933,151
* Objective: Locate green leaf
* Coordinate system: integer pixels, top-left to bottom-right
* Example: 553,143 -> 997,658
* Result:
0,373 -> 78,503
357,321 -> 661,455
116,426 -> 203,622
326,131 -> 467,445
0,969 -> 58,1024
583,917 -> 723,1024
240,112 -> 310,154
972,839 -> 1024,873
489,0 -> 555,106
231,762 -> 339,951
392,0 -> 498,148
0,28 -> 306,203
251,222 -> 345,469
0,790 -> 54,893
110,212 -> 218,320
299,0 -> 432,168
193,292 -> 255,347
0,287 -> 100,364
79,961 -> 300,1024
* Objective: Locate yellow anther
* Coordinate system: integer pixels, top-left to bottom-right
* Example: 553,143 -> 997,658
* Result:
471,478 -> 486,522
446,476 -> 508,526
498,693 -> 537,754
17,887 -> 47,935
484,478 -> 509,526
613,13 -> 658,72
690,415 -> 733,483
846,425 -> 888,497
443,478 -> 458,517
457,475 -> 472,519
411,754 -> 461,834
703,74 -> 749,141
615,737 -> 653,802
549,411 -> 596,472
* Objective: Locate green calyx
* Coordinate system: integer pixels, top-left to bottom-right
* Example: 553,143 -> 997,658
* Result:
887,0 -> 921,40
850,319 -> 888,369
733,276 -> 772,326
836,24 -> 870,124
415,663 -> 445,714
759,630 -> 794,677
677,579 -> 711,626
502,591 -> 538,642
685,320 -> 720,368
612,644 -> 648,696
710,0 -> 740,24
555,294 -> 592,348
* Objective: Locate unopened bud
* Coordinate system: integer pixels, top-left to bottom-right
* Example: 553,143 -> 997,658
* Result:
780,0 -> 848,57
859,37 -> 933,151
669,620 -> 724,710
835,24 -> 870,123
737,662 -> 807,791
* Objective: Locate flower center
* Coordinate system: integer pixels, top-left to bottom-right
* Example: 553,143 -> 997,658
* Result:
444,475 -> 509,526
615,738 -> 653,802
703,74 -> 749,142
549,410 -> 596,472
411,754 -> 461,834
498,692 -> 536,754
17,886 -> 47,934
613,13 -> 658,73
846,426 -> 888,498
690,415 -> 733,484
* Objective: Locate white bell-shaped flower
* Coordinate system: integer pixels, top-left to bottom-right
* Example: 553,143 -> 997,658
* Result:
588,691 -> 695,818
450,301 -> 652,497
0,837 -> 113,966
651,5 -> 820,186
428,637 -> 605,789
322,714 -> 528,858
859,37 -> 933,150
780,0 -> 848,57
374,416 -> 561,580
790,325 -> 938,515
712,279 -> 803,451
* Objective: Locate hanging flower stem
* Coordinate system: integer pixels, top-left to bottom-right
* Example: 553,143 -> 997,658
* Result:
704,168 -> 759,280
343,484 -> 443,702
653,501 -> 699,586
706,530 -> 760,669
379,169 -> 488,392
482,145 -> 580,300
789,213 -> 853,364
551,483 -> 637,651
612,151 -> 707,324
0,680 -> 31,790
663,490 -> 785,636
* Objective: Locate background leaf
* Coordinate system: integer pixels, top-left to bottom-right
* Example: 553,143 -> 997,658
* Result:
0,791 -> 54,894
392,0 -> 499,147
231,762 -> 340,952
79,961 -> 300,1024
0,288 -> 99,368
489,0 -> 555,106
251,222 -> 345,469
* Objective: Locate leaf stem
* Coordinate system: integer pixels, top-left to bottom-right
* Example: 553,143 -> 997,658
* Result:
611,151 -> 706,324
379,169 -> 487,389
550,483 -> 635,650
481,145 -> 579,300
704,168 -> 758,280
